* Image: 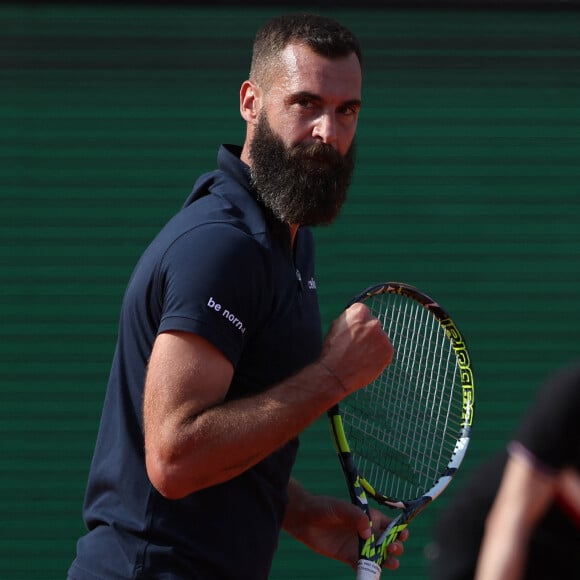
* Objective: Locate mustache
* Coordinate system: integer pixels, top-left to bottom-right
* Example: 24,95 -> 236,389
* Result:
287,142 -> 343,164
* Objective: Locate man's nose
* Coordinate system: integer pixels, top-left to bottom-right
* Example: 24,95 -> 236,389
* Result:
312,113 -> 338,147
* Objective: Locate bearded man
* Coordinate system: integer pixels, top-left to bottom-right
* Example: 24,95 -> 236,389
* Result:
68,13 -> 407,580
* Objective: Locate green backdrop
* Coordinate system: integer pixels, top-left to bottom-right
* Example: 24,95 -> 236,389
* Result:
1,4 -> 579,578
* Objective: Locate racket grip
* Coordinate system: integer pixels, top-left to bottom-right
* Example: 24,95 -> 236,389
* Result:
356,559 -> 381,580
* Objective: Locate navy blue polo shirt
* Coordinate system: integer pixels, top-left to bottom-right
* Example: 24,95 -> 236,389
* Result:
69,145 -> 323,579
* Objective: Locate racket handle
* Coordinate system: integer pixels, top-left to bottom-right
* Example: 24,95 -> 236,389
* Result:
356,559 -> 381,580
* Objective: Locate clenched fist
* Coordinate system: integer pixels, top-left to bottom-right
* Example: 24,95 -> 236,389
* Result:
318,302 -> 394,396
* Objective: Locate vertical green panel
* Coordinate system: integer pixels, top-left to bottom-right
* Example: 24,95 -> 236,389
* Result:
1,5 -> 579,579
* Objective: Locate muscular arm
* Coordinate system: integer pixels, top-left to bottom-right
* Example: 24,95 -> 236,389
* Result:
144,302 -> 393,499
474,453 -> 556,580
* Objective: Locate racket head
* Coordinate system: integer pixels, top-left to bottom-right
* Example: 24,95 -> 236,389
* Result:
331,281 -> 474,509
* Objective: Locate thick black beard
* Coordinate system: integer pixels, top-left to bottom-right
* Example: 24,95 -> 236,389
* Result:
249,113 -> 356,227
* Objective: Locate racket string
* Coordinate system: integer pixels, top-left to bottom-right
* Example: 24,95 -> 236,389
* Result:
343,292 -> 464,501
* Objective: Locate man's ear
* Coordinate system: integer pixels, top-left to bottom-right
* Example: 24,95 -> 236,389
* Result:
240,80 -> 261,124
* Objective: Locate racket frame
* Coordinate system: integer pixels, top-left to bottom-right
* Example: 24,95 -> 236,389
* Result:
328,282 -> 474,579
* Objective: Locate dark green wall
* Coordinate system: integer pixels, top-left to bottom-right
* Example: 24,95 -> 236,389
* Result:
1,4 -> 579,578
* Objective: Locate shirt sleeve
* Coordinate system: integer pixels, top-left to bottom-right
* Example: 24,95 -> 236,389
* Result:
509,361 -> 580,473
157,222 -> 271,366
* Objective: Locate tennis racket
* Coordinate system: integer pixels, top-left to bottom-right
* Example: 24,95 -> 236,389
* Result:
328,282 -> 474,580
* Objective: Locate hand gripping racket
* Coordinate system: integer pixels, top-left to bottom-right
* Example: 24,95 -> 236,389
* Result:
328,282 -> 474,579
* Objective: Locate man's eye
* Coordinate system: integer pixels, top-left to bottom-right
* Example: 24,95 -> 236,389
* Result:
339,105 -> 359,117
297,98 -> 315,109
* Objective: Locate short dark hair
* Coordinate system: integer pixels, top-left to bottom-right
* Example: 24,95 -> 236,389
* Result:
249,13 -> 362,88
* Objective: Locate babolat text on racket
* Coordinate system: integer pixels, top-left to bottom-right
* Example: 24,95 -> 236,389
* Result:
328,282 -> 474,580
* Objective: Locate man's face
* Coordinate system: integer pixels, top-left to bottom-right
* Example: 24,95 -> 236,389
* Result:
248,43 -> 362,226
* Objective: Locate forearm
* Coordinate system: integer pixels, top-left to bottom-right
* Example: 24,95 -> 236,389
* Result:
475,515 -> 528,580
283,479 -> 313,536
475,455 -> 555,580
147,362 -> 344,498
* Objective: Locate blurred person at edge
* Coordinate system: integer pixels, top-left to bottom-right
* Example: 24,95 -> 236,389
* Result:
428,361 -> 580,580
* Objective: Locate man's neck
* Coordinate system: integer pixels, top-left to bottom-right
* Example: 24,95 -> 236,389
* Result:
289,224 -> 299,248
